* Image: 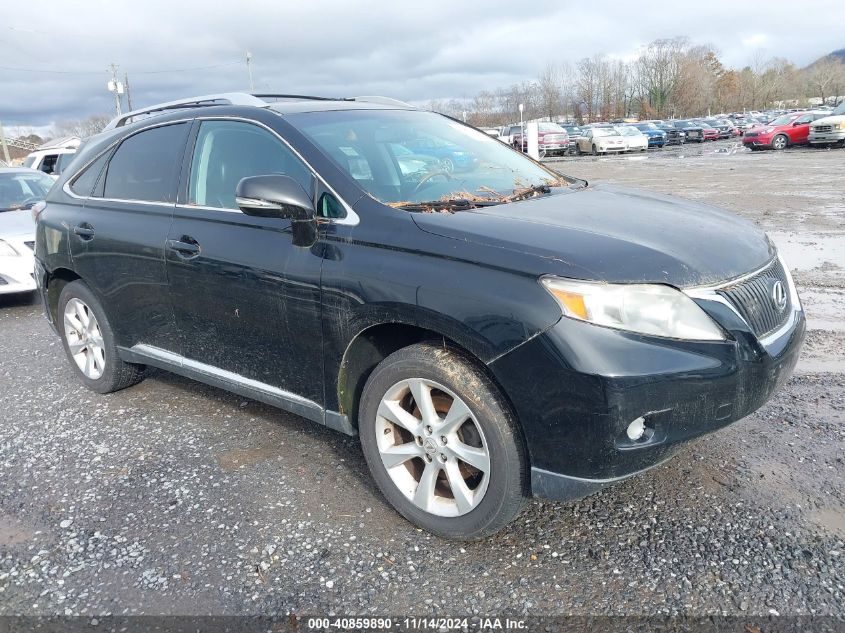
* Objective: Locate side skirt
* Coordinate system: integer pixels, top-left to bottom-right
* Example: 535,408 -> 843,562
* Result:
119,344 -> 356,436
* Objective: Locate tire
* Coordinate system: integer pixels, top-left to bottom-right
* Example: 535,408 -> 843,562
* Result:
358,343 -> 528,540
58,280 -> 145,394
591,144 -> 598,156
772,134 -> 788,150
575,143 -> 582,156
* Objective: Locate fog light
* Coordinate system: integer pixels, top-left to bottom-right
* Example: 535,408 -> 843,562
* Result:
626,417 -> 646,441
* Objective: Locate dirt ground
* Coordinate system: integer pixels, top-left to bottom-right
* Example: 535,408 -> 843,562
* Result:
0,141 -> 843,621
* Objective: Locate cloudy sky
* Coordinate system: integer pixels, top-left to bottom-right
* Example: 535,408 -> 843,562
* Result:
2,0 -> 843,132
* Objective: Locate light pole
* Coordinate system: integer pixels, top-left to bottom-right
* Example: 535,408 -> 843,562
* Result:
107,63 -> 124,115
519,102 -> 524,130
246,51 -> 255,92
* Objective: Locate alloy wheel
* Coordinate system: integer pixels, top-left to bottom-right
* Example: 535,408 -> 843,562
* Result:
773,135 -> 788,150
63,298 -> 106,380
375,378 -> 490,517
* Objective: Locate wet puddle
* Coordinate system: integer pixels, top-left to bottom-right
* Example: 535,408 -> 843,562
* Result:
766,231 -> 845,271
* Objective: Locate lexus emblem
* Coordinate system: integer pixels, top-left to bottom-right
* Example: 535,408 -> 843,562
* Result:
771,280 -> 787,312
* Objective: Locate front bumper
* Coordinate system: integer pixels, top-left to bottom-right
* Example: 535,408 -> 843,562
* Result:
742,135 -> 773,148
490,289 -> 805,502
809,130 -> 845,144
0,251 -> 37,295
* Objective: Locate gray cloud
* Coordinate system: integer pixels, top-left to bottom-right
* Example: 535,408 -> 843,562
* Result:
1,0 -> 843,128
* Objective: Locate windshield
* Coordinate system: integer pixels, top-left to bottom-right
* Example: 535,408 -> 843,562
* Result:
769,115 -> 797,126
832,101 -> 845,116
55,152 -> 77,174
291,109 -> 572,206
591,128 -> 617,138
635,123 -> 658,130
0,171 -> 54,211
538,123 -> 565,133
616,126 -> 641,136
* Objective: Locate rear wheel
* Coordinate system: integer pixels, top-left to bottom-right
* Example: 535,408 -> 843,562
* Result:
58,280 -> 144,394
591,144 -> 598,155
772,134 -> 788,150
359,343 -> 528,539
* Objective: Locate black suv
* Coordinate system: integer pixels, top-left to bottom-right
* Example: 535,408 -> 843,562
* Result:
35,93 -> 805,539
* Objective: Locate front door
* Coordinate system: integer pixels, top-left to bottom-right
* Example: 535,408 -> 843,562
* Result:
70,122 -> 189,352
165,119 -> 325,404
788,113 -> 816,144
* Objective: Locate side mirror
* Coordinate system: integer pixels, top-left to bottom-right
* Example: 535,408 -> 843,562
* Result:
236,175 -> 314,221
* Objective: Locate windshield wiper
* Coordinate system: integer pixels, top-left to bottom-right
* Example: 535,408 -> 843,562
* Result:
498,184 -> 551,203
390,198 -> 499,213
389,184 -> 554,213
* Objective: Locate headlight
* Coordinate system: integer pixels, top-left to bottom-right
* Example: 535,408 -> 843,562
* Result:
541,277 -> 725,341
0,239 -> 20,257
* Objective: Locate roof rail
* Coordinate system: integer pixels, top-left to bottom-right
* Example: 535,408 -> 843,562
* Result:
253,93 -> 351,102
104,92 -> 267,130
353,96 -> 415,108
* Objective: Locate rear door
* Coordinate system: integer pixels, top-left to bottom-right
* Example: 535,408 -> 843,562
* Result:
165,118 -> 325,402
70,122 -> 189,352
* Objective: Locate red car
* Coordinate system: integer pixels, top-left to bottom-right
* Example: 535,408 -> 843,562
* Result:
512,122 -> 570,156
694,121 -> 720,141
742,111 -> 829,150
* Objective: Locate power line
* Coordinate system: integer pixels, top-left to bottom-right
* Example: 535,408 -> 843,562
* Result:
0,60 -> 242,75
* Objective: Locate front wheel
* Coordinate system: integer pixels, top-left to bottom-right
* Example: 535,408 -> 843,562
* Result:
359,343 -> 528,539
591,144 -> 598,155
772,134 -> 788,150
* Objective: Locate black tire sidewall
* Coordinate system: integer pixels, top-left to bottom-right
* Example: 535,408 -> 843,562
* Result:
57,281 -> 125,394
359,344 -> 527,540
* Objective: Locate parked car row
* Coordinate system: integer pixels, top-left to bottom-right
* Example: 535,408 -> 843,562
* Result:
742,106 -> 842,150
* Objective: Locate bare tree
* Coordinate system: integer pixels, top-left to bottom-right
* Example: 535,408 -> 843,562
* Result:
635,37 -> 687,118
53,115 -> 111,140
537,63 -> 563,121
806,57 -> 845,106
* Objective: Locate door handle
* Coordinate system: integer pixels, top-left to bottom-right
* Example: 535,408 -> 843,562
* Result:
166,237 -> 201,258
73,224 -> 95,240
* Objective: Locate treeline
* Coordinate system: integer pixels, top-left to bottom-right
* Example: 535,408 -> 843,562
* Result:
429,37 -> 845,126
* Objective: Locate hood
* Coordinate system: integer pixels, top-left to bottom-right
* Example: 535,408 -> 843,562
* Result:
0,209 -> 36,239
411,184 -> 774,288
811,114 -> 845,126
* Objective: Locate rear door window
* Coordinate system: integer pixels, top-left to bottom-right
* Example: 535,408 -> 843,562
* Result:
102,123 -> 189,203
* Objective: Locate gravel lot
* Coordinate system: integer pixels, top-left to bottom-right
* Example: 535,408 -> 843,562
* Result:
1,141 -> 843,620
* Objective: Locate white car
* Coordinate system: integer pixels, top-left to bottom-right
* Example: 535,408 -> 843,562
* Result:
616,125 -> 648,152
809,100 -> 845,147
574,127 -> 626,155
0,168 -> 53,295
22,148 -> 77,179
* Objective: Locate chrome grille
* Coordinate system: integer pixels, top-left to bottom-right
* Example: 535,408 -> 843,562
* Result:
814,125 -> 832,133
718,259 -> 791,337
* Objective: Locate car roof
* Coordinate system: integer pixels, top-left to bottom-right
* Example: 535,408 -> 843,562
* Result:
104,92 -> 417,130
0,167 -> 52,176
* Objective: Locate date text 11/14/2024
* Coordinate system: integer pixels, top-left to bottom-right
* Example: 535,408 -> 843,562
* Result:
305,617 -> 528,630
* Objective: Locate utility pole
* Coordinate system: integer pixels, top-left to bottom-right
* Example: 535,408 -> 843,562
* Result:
107,63 -> 123,116
246,51 -> 255,92
124,72 -> 133,111
0,121 -> 11,164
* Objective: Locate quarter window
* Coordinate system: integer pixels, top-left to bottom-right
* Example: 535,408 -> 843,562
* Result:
187,120 -> 314,210
102,123 -> 188,203
70,152 -> 110,197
